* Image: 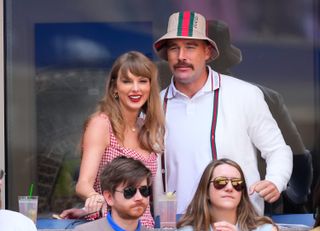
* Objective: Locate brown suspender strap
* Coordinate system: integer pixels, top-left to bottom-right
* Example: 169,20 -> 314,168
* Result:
161,73 -> 220,192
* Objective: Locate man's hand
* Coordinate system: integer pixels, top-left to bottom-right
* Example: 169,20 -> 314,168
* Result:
249,180 -> 280,203
59,208 -> 88,219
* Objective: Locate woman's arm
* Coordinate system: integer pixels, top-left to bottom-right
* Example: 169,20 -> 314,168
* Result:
76,114 -> 110,213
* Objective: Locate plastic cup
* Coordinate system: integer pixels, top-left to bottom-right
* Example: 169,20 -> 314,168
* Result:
158,193 -> 177,229
18,196 -> 38,224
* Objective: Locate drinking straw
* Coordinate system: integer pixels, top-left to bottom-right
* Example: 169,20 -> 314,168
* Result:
29,183 -> 34,198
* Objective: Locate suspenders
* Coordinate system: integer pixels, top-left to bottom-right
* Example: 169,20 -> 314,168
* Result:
211,81 -> 220,160
161,73 -> 221,192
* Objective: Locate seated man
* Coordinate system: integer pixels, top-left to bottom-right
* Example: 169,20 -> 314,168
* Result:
74,156 -> 152,231
0,170 -> 37,231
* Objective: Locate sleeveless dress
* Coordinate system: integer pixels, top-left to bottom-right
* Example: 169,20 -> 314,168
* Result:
93,114 -> 157,228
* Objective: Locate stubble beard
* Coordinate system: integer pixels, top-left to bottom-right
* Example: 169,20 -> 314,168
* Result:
116,203 -> 147,220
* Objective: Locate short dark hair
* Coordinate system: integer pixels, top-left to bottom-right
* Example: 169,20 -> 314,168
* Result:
100,156 -> 152,194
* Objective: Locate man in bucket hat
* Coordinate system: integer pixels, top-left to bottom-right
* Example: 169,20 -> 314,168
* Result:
154,11 -> 293,215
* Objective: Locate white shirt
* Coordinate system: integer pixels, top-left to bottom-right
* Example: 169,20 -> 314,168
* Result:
0,210 -> 37,231
160,67 -> 293,215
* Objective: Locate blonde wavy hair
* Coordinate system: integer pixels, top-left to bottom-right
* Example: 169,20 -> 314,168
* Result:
177,158 -> 278,231
84,51 -> 165,153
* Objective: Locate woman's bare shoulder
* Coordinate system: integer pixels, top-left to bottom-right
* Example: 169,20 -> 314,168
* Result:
83,113 -> 111,138
88,113 -> 109,125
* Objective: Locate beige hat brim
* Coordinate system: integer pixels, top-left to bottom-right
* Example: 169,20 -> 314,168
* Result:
154,33 -> 220,62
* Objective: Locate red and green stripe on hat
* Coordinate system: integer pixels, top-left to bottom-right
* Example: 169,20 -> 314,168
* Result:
177,11 -> 195,37
155,11 -> 199,51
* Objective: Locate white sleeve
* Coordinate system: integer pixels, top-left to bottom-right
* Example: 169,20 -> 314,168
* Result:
246,86 -> 293,192
0,210 -> 37,231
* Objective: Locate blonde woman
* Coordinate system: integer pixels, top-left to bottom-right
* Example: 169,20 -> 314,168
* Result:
177,159 -> 278,231
74,51 -> 164,228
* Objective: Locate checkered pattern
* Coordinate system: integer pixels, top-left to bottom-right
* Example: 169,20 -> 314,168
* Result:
92,114 -> 157,228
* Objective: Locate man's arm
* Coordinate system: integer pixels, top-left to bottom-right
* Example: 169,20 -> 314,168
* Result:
247,86 -> 293,200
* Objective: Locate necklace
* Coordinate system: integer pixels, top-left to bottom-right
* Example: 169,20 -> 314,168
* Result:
127,119 -> 138,132
128,124 -> 137,132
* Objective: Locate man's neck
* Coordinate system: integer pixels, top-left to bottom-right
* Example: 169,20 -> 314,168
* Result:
108,211 -> 140,231
174,67 -> 209,98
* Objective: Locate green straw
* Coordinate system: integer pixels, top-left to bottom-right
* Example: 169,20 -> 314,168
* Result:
29,183 -> 34,198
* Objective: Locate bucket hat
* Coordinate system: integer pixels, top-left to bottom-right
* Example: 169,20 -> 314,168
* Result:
208,20 -> 242,73
154,11 -> 219,61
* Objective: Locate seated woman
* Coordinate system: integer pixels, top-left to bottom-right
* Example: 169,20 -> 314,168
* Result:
177,158 -> 278,231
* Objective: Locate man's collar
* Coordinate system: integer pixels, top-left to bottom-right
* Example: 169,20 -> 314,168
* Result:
166,66 -> 220,99
106,211 -> 142,231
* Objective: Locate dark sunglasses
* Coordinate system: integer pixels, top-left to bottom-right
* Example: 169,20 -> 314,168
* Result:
210,176 -> 245,192
115,185 -> 152,199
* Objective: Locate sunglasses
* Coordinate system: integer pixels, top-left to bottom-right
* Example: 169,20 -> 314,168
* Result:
115,185 -> 152,199
210,176 -> 245,192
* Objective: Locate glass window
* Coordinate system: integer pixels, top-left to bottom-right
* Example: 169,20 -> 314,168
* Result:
4,0 -> 319,217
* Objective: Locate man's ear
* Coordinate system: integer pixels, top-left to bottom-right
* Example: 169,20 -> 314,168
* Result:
103,191 -> 114,206
206,45 -> 216,61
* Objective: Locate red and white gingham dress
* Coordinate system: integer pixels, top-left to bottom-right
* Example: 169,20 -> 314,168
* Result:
93,114 -> 157,228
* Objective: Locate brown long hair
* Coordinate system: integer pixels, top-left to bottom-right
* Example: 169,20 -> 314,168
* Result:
83,51 -> 165,153
177,158 -> 277,231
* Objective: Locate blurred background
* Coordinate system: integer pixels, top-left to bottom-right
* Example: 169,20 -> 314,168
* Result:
2,0 -> 319,216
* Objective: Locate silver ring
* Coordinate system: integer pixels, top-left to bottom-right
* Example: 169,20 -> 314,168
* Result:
97,199 -> 104,203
